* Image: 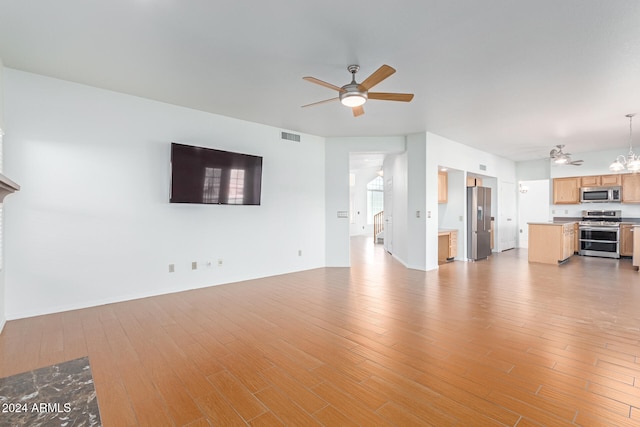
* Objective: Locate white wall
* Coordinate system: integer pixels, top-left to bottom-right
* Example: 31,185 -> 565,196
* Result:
405,133 -> 427,269
325,136 -> 405,266
517,158 -> 550,181
3,69 -> 326,319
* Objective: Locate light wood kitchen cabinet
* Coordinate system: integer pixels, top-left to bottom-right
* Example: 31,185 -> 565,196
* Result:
620,224 -> 634,256
562,223 -> 575,260
490,219 -> 495,249
438,171 -> 448,204
634,226 -> 640,270
580,175 -> 599,187
622,174 -> 640,203
601,174 -> 622,186
438,230 -> 457,263
528,222 -> 576,264
580,174 -> 621,187
449,230 -> 458,258
467,176 -> 483,187
552,177 -> 580,204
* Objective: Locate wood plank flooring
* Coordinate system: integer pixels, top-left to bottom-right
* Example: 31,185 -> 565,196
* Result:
2,237 -> 640,426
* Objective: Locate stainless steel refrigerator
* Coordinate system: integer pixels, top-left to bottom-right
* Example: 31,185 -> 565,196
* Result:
467,186 -> 492,260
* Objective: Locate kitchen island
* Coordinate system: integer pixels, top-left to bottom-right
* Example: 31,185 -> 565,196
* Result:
528,222 -> 578,264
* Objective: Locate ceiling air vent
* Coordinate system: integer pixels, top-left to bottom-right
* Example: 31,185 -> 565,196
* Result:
281,131 -> 301,142
479,164 -> 487,171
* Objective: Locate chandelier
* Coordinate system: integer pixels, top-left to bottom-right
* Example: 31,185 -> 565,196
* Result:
609,113 -> 640,172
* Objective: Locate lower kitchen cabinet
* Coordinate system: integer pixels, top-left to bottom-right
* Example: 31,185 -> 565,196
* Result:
620,224 -> 634,257
634,226 -> 640,270
438,230 -> 457,263
528,222 -> 576,264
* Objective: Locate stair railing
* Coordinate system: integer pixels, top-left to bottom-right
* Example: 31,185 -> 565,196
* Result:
373,210 -> 384,244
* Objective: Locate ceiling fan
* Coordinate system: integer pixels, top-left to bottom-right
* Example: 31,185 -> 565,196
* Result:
302,64 -> 414,117
549,144 -> 583,166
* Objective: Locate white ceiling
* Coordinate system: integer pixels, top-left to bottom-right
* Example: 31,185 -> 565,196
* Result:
2,1 -> 640,162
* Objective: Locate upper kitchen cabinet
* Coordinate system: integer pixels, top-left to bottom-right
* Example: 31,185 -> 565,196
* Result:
438,171 -> 448,204
581,174 -> 621,187
601,174 -> 622,186
622,174 -> 640,203
467,176 -> 483,187
552,177 -> 580,204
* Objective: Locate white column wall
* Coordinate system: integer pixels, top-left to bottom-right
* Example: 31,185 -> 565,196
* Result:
405,133 -> 427,270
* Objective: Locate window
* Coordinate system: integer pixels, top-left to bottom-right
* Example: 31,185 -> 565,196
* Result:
367,176 -> 384,224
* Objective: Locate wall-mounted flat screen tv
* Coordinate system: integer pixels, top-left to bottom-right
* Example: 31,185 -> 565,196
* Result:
170,142 -> 263,205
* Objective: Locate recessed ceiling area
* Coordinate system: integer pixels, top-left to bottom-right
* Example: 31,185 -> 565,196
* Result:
1,1 -> 640,162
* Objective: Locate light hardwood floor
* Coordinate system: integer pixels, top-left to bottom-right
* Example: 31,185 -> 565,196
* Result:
2,237 -> 640,426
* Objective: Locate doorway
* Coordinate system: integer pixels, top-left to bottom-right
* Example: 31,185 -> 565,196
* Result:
517,179 -> 550,248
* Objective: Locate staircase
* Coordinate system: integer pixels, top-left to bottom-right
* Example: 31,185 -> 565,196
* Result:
373,210 -> 384,244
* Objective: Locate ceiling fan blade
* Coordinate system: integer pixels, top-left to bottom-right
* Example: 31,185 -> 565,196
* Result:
368,92 -> 414,102
301,97 -> 339,108
303,76 -> 345,92
360,65 -> 396,90
352,106 -> 365,117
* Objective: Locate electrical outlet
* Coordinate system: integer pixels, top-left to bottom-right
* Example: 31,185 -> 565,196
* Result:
192,261 -> 197,270
168,264 -> 175,273
298,250 -> 302,256
217,259 -> 223,266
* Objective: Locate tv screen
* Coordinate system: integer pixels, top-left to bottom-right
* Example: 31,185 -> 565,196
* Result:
170,142 -> 263,205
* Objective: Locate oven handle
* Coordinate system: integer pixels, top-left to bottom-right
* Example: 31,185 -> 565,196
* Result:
579,227 -> 621,232
579,239 -> 619,244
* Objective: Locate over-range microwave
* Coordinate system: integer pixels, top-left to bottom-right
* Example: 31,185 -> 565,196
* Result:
580,186 -> 622,203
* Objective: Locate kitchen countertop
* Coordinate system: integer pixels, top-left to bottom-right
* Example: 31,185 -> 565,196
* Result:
438,229 -> 458,235
527,221 -> 578,226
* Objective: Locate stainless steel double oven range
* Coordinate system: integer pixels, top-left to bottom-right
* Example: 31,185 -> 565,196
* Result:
578,210 -> 621,259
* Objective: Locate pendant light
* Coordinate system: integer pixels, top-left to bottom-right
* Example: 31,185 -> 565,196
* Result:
610,113 -> 640,172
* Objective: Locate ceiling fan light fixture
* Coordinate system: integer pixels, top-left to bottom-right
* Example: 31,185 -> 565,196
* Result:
554,155 -> 569,164
303,64 -> 412,116
339,90 -> 367,107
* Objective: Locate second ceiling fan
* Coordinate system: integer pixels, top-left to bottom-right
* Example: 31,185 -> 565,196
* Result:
550,145 -> 583,166
302,64 -> 414,117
